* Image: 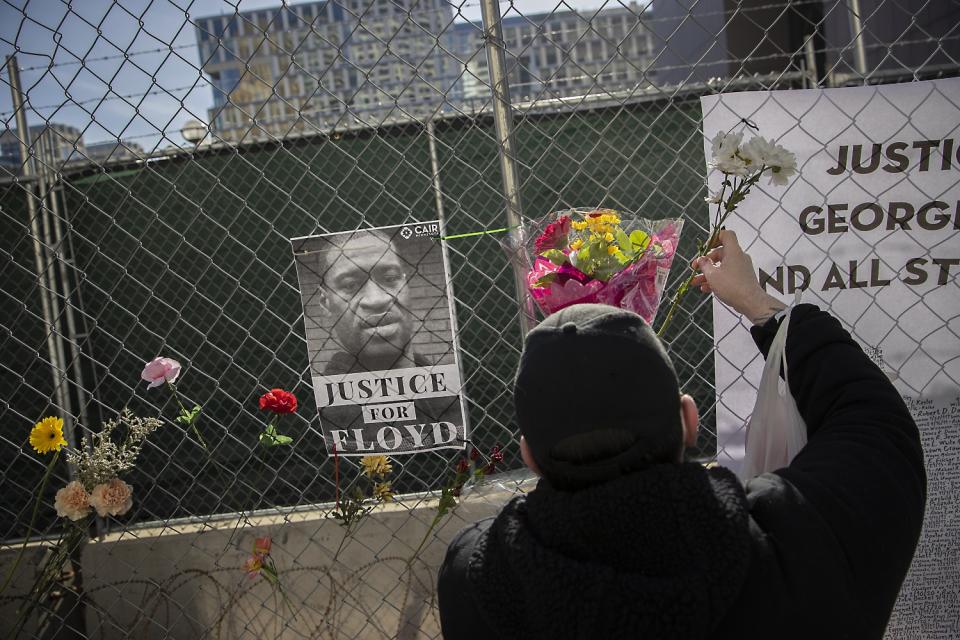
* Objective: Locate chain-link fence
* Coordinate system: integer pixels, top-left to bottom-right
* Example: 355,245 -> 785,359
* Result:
1,0 -> 958,638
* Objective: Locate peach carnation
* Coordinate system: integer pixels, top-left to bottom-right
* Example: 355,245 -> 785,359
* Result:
54,481 -> 91,521
89,478 -> 133,517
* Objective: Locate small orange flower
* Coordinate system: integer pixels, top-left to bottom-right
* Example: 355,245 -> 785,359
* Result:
243,554 -> 263,579
254,536 -> 272,557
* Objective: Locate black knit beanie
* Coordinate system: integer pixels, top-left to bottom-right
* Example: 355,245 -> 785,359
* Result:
514,303 -> 683,490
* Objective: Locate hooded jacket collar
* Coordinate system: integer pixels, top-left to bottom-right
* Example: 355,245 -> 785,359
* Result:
466,463 -> 752,639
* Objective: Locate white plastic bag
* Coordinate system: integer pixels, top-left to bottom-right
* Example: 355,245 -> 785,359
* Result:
739,300 -> 808,482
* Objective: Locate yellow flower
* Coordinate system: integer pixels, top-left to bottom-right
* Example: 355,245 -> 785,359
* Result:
604,232 -> 614,243
604,213 -> 621,225
373,482 -> 394,502
607,245 -> 618,255
588,218 -> 612,236
30,416 -> 67,454
360,455 -> 392,478
570,238 -> 583,250
572,221 -> 587,231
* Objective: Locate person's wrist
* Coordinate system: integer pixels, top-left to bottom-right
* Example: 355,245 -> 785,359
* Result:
741,290 -> 786,325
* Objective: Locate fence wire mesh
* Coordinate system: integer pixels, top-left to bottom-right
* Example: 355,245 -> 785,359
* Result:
1,0 -> 958,638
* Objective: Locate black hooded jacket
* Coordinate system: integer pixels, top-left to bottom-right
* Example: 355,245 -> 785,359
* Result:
437,305 -> 926,639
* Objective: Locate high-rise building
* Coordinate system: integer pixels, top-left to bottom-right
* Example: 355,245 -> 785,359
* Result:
651,0 -> 959,86
195,2 -> 659,141
453,4 -> 657,106
195,0 -> 959,142
194,1 -> 459,142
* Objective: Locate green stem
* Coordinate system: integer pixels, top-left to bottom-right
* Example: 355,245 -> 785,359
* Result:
406,511 -> 444,569
657,171 -> 762,338
0,450 -> 60,597
330,525 -> 351,566
167,382 -> 208,450
278,582 -> 297,619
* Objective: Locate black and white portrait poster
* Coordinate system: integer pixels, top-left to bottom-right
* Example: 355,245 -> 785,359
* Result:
291,221 -> 468,455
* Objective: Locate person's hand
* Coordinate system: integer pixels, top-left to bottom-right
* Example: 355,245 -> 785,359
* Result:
691,230 -> 786,325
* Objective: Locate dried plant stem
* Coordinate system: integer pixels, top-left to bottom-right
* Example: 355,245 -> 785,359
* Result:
10,524 -> 86,638
406,511 -> 445,570
0,450 -> 60,597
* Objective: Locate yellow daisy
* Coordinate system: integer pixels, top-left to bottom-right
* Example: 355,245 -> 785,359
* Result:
604,232 -> 614,243
373,482 -> 394,502
360,455 -> 392,478
570,238 -> 584,251
607,244 -> 618,255
30,416 -> 67,454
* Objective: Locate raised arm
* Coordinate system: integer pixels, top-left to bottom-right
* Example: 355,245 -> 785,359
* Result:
694,231 -> 925,631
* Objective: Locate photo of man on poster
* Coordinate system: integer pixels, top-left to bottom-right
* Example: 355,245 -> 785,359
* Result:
292,222 -> 467,455
316,228 -> 430,375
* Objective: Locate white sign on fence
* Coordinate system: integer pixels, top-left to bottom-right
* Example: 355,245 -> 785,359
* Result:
703,78 -> 960,638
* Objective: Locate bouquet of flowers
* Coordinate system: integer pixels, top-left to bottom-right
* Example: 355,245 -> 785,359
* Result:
509,208 -> 683,324
3,408 -> 164,637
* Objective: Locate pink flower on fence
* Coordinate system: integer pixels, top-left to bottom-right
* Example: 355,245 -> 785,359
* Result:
54,481 -> 91,521
141,357 -> 181,388
89,478 -> 134,517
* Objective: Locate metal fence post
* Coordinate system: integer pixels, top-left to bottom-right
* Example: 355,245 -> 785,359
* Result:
479,0 -> 534,336
6,56 -> 73,435
39,131 -> 87,475
846,0 -> 868,80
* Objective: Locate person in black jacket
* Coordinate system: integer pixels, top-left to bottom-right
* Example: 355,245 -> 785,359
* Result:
437,230 -> 926,639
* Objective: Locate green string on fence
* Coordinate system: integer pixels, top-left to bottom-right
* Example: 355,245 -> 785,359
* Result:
433,226 -> 518,241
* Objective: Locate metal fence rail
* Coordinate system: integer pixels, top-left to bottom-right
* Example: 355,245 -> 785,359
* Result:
1,0 -> 957,637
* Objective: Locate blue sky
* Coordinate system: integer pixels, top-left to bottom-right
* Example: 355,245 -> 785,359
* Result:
0,0 -> 609,153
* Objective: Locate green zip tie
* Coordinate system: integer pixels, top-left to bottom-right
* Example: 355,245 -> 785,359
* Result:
434,226 -> 518,241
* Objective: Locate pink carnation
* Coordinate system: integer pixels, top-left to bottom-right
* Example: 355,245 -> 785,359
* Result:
534,215 -> 571,254
55,481 -> 91,521
89,478 -> 134,517
141,357 -> 181,389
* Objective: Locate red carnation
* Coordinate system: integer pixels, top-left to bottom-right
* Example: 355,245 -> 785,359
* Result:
259,389 -> 298,414
534,215 -> 571,254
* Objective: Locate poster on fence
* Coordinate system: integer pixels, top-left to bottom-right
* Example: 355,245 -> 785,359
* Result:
703,78 -> 960,638
291,221 -> 468,455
